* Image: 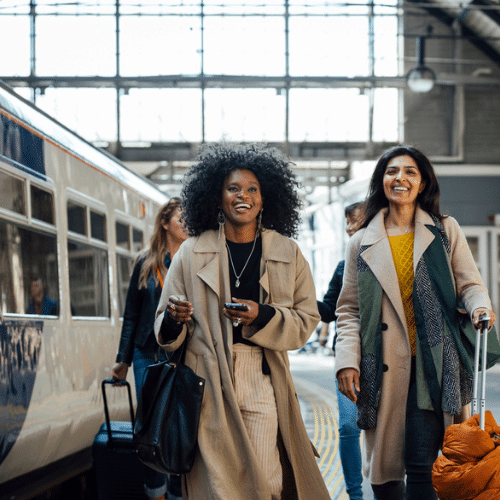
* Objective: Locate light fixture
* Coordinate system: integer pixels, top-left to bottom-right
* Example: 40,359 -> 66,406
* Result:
406,34 -> 436,93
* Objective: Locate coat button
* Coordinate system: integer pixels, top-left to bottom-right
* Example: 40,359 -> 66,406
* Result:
381,323 -> 388,331
383,364 -> 389,372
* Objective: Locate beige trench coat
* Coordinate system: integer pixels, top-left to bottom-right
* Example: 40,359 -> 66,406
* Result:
154,228 -> 330,500
334,207 -> 492,485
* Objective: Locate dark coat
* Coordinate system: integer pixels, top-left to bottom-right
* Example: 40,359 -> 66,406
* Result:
317,259 -> 344,324
115,255 -> 166,365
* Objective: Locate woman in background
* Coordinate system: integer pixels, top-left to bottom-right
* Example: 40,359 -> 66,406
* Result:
335,145 -> 496,500
112,198 -> 188,500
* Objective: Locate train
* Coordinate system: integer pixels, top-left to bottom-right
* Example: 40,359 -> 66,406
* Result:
0,81 -> 168,499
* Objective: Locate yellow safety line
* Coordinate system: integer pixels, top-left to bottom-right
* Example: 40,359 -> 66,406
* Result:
294,380 -> 348,499
318,405 -> 333,469
312,403 -> 320,446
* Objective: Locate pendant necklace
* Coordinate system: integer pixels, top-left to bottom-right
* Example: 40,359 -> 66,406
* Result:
226,231 -> 258,288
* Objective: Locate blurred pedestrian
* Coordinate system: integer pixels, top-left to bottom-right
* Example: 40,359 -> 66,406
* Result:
112,198 -> 188,500
155,143 -> 330,500
317,201 -> 364,500
335,145 -> 496,500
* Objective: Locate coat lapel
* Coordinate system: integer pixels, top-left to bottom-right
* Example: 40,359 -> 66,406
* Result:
413,206 -> 436,270
194,230 -> 224,299
260,230 -> 292,304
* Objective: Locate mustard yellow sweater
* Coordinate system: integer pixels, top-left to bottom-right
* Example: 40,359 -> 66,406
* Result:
389,233 -> 417,356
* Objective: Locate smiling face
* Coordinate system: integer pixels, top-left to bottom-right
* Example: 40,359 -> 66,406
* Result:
221,169 -> 263,237
383,155 -> 425,209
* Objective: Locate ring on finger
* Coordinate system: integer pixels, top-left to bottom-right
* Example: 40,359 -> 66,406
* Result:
233,317 -> 241,327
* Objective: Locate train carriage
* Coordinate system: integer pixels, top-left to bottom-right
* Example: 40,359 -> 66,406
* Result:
0,81 -> 167,497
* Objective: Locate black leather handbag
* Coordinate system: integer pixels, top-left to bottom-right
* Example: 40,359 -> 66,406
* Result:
133,339 -> 205,475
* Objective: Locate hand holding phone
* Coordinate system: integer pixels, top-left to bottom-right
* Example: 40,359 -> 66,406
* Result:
224,303 -> 249,311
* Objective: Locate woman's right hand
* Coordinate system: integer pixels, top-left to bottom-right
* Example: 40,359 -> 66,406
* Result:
167,295 -> 193,324
337,367 -> 360,403
112,362 -> 128,384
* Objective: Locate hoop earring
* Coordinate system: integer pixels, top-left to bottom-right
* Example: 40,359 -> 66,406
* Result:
257,209 -> 263,233
218,209 -> 225,239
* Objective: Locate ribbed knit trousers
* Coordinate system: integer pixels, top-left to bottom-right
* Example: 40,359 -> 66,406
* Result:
232,344 -> 283,499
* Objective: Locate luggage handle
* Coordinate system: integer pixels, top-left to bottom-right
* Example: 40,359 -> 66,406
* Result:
101,379 -> 136,444
472,314 -> 490,431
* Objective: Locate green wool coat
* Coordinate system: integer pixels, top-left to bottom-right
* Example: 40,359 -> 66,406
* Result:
154,228 -> 330,500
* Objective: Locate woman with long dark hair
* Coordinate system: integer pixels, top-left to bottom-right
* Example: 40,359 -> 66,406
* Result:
154,143 -> 330,500
335,145 -> 496,500
112,198 -> 188,500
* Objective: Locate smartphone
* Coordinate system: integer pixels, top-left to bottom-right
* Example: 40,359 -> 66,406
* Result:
224,303 -> 249,311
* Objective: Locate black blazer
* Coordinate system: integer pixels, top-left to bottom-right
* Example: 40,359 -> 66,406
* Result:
115,256 -> 167,365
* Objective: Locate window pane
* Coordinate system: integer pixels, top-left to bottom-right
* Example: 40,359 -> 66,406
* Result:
132,228 -> 143,253
0,170 -> 25,215
204,0 -> 284,15
67,201 -> 86,236
374,16 -> 398,76
90,210 -> 106,242
116,222 -> 130,250
0,16 -> 30,75
289,0 -> 369,16
120,0 -> 199,15
289,89 -> 369,141
120,16 -> 201,76
289,17 -> 369,76
116,254 -> 134,316
35,0 -> 115,15
36,16 -> 116,76
204,17 -> 285,75
31,185 -> 54,224
205,89 -> 286,142
68,240 -> 109,317
120,89 -> 202,142
373,88 -> 399,142
0,219 -> 59,315
36,88 -> 117,142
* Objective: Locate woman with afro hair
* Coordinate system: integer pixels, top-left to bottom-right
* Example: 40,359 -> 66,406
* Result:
154,143 -> 330,500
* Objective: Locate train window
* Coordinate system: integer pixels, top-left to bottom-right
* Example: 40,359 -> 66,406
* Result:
67,200 -> 86,235
90,210 -> 107,242
31,185 -> 54,224
0,219 -> 59,316
0,170 -> 25,215
68,240 -> 110,317
116,221 -> 130,250
132,228 -> 143,253
116,254 -> 135,315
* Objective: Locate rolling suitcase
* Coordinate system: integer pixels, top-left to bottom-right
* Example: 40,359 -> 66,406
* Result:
432,315 -> 500,499
92,379 -> 146,500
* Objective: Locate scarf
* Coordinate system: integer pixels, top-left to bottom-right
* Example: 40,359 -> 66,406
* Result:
356,215 -> 493,430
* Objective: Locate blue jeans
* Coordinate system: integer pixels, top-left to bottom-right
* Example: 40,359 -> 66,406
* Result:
372,359 -> 444,500
336,380 -> 363,500
133,345 -> 170,498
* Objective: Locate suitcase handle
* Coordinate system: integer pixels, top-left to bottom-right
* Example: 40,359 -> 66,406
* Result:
472,314 -> 490,431
101,379 -> 135,444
